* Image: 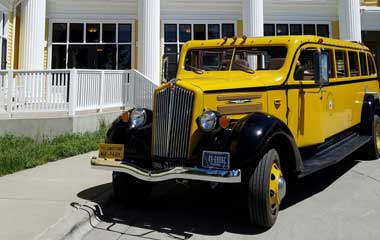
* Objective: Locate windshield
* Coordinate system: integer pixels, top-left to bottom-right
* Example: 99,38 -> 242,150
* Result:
184,46 -> 287,72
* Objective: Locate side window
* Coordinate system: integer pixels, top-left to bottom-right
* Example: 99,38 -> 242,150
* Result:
368,54 -> 376,75
321,49 -> 334,78
360,52 -> 368,76
348,51 -> 360,77
335,50 -> 348,78
294,48 -> 318,80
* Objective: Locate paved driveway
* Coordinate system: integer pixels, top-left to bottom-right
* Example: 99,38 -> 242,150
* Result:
83,156 -> 380,240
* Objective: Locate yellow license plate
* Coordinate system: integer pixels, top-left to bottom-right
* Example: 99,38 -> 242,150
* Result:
98,144 -> 124,160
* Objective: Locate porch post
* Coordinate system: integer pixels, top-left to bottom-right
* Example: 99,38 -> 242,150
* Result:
138,0 -> 161,85
338,0 -> 362,42
19,0 -> 46,70
242,0 -> 264,37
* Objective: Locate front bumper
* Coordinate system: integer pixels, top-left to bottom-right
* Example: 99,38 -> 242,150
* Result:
91,157 -> 241,183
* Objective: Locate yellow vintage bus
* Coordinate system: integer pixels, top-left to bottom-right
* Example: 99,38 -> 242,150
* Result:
92,36 -> 379,228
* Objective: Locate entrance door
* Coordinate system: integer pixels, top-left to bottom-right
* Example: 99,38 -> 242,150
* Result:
289,46 -> 329,147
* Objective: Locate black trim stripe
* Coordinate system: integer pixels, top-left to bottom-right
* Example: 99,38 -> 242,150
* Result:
204,78 -> 379,94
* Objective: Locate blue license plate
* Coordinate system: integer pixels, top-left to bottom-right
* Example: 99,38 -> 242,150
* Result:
202,151 -> 230,170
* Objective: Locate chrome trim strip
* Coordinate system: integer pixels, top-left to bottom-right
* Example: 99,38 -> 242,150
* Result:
91,157 -> 241,183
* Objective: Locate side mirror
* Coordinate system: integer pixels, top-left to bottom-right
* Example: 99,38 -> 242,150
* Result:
313,52 -> 329,86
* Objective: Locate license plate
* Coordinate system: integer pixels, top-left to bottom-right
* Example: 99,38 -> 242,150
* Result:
202,151 -> 230,170
98,144 -> 124,160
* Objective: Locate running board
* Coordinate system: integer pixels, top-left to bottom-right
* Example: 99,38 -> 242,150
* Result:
299,134 -> 372,178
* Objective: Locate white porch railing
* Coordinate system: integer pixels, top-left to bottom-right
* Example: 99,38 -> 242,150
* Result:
0,69 -> 158,118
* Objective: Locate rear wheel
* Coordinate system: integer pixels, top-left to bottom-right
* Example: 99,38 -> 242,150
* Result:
112,171 -> 152,205
366,114 -> 380,159
248,149 -> 286,228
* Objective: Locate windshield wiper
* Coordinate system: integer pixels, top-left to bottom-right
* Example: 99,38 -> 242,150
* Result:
185,65 -> 205,74
233,63 -> 255,74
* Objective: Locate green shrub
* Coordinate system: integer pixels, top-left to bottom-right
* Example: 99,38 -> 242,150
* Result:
0,125 -> 108,176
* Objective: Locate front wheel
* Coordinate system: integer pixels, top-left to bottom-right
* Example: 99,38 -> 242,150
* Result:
365,114 -> 380,159
112,171 -> 152,205
248,149 -> 286,228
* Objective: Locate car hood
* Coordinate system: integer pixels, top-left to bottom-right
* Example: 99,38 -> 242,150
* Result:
177,72 -> 285,92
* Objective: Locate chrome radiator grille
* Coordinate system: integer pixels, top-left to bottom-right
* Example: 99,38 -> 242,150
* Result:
153,86 -> 194,165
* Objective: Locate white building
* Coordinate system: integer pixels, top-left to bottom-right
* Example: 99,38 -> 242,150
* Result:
0,0 -> 378,84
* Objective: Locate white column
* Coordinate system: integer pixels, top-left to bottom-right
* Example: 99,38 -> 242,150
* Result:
138,0 -> 161,85
338,0 -> 362,42
19,0 -> 46,70
242,0 -> 264,37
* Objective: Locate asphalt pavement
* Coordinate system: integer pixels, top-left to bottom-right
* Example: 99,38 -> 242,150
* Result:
82,154 -> 380,240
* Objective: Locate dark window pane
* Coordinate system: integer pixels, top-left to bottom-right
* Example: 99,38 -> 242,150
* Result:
264,24 -> 275,36
336,50 -> 347,77
69,23 -> 84,43
208,24 -> 220,39
360,52 -> 368,76
303,24 -> 316,35
290,24 -> 302,35
1,39 -> 7,69
98,45 -> 116,69
164,44 -> 178,80
118,45 -> 131,70
103,24 -> 116,43
276,24 -> 289,36
348,51 -> 359,77
368,54 -> 376,75
294,48 -> 318,80
164,24 -> 177,42
118,24 -> 132,43
222,24 -> 235,38
86,24 -> 100,43
68,45 -> 116,69
179,24 -> 191,42
53,23 -> 67,43
52,45 -> 67,69
194,24 -> 206,40
317,24 -> 329,37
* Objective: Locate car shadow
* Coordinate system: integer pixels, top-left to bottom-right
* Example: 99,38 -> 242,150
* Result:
77,157 -> 360,238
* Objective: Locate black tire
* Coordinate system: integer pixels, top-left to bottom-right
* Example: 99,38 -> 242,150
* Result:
112,171 -> 152,205
366,114 -> 380,159
248,149 -> 285,228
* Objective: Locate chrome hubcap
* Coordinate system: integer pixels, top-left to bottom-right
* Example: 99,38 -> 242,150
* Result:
278,176 -> 287,201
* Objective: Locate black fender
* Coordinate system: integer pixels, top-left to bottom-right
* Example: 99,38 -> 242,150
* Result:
360,93 -> 380,136
106,110 -> 153,167
230,112 -> 303,175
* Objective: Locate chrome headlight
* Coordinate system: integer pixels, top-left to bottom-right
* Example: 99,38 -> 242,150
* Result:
130,108 -> 147,128
198,111 -> 218,132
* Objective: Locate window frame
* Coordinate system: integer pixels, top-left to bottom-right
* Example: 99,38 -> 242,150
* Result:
347,50 -> 361,78
359,52 -> 369,77
162,20 -> 237,79
367,53 -> 377,76
334,49 -> 349,80
264,21 -> 331,37
48,19 -> 135,70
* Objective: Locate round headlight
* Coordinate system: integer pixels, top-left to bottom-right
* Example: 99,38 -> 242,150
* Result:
198,111 -> 218,132
130,108 -> 147,128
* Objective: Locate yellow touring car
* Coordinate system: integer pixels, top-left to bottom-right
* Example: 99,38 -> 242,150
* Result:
92,36 -> 379,227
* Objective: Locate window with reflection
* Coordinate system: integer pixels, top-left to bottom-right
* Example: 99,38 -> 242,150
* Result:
51,22 -> 133,70
164,22 -> 235,79
86,24 -> 100,43
184,46 -> 287,72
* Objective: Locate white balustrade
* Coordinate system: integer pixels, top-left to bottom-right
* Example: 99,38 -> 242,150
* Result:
0,69 -> 158,118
